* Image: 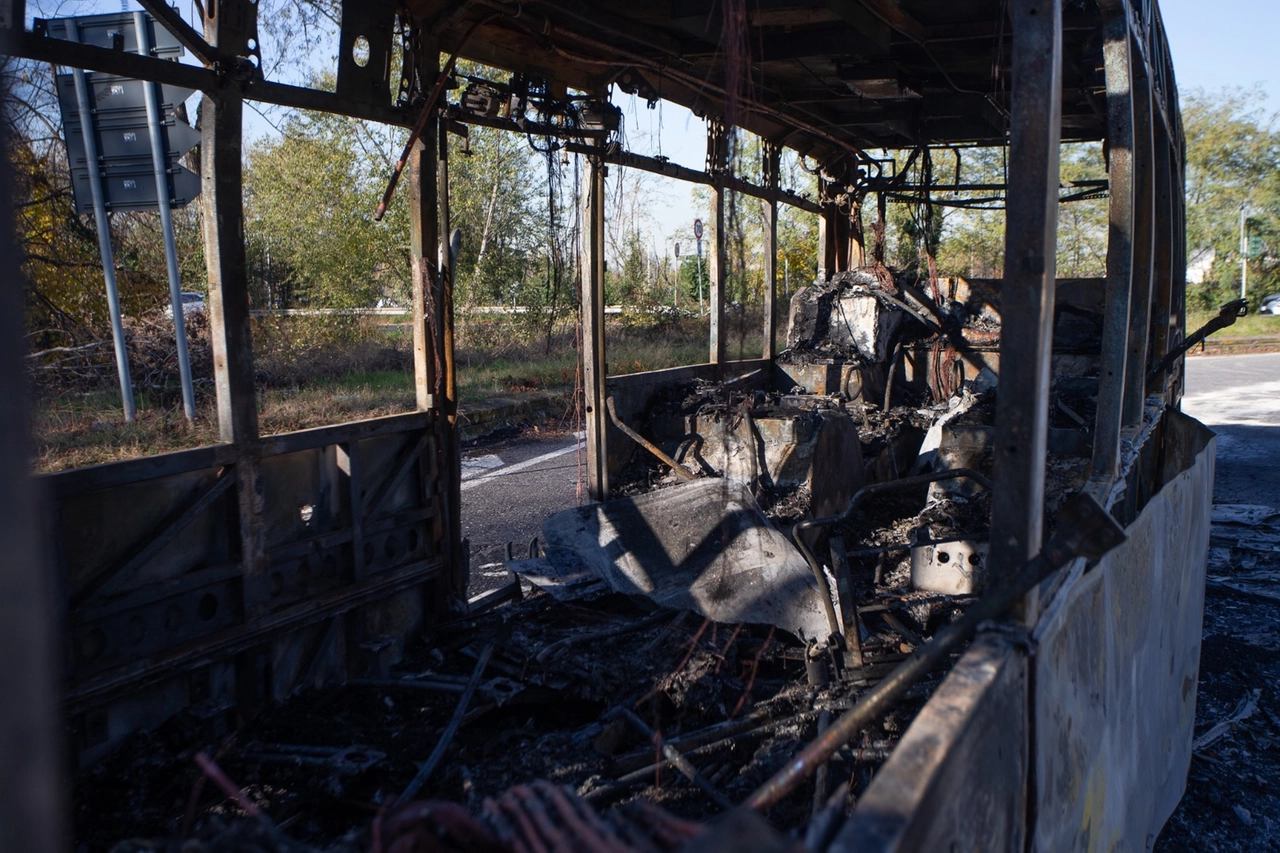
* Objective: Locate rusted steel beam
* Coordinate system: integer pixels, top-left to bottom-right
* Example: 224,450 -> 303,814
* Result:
817,180 -> 838,282
707,120 -> 728,366
763,142 -> 781,360
44,443 -> 238,498
559,141 -> 823,214
256,411 -> 430,457
18,25 -> 413,127
409,45 -> 440,412
133,0 -> 216,65
19,27 -> 212,89
0,92 -> 65,853
1122,63 -> 1156,427
581,148 -> 610,501
437,124 -> 463,594
986,0 -> 1062,594
1147,122 -> 1176,400
200,1 -> 270,619
1090,9 -> 1135,484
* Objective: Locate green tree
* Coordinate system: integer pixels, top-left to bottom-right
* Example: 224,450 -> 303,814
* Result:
244,100 -> 407,310
1182,87 -> 1280,308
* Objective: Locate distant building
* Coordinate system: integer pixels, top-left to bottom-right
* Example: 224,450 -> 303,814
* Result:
1187,247 -> 1215,284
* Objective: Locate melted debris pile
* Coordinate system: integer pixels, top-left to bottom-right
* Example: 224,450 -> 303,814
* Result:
78,584 -> 969,851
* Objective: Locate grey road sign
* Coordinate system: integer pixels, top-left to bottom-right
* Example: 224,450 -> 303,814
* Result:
56,72 -> 200,213
57,75 -> 198,160
69,163 -> 202,214
41,12 -> 182,58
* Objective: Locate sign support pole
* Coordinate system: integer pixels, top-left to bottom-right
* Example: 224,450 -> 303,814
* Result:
135,11 -> 196,421
696,217 -> 706,313
67,18 -> 135,422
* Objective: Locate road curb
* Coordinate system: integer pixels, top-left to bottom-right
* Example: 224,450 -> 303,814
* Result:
457,389 -> 576,442
1190,336 -> 1280,357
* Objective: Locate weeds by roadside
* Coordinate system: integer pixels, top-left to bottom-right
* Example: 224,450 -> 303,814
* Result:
29,310 -> 742,472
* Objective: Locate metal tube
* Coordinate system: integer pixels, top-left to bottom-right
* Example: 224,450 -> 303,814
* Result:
67,19 -> 136,421
135,12 -> 196,421
605,396 -> 695,482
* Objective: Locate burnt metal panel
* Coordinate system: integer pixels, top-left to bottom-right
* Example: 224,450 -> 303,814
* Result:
1030,409 -> 1214,850
50,413 -> 447,764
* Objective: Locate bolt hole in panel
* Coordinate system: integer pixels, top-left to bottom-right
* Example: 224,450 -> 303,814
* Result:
352,34 -> 370,67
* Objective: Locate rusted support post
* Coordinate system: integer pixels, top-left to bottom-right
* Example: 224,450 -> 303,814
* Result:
1090,8 -> 1135,484
200,0 -> 269,617
707,119 -> 729,365
409,46 -> 439,412
1170,134 -> 1188,402
581,150 -> 609,500
762,142 -> 781,360
0,104 -> 65,853
817,179 -> 837,282
437,123 -> 463,591
848,194 -> 866,269
1122,66 -> 1156,426
985,0 -> 1062,595
1148,126 -> 1175,402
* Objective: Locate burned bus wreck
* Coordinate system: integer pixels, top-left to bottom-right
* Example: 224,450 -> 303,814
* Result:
1,0 -> 1218,849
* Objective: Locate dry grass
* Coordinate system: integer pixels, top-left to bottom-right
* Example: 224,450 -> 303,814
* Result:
1187,308 -> 1280,340
30,311 -> 732,473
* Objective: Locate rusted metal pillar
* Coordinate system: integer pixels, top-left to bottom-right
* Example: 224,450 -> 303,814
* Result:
409,46 -> 439,412
817,179 -> 837,282
200,0 -> 269,617
843,193 -> 865,269
707,119 -> 728,365
762,142 -> 781,360
436,123 -> 463,590
1122,66 -> 1156,426
581,150 -> 609,500
1170,134 -> 1188,403
985,0 -> 1062,593
0,100 -> 65,853
1090,7 -> 1135,484
1148,125 -> 1176,402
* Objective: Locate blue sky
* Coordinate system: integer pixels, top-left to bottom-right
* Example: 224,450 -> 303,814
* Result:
1159,0 -> 1277,103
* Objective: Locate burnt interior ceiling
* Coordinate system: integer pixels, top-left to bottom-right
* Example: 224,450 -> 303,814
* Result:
406,0 -> 1107,164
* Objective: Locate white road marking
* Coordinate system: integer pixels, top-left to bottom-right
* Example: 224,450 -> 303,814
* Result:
461,454 -> 504,480
460,433 -> 586,491
1182,378 -> 1280,427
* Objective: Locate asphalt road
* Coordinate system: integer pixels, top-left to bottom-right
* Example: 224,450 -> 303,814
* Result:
457,351 -> 1280,597
1182,351 -> 1280,507
460,429 -> 586,594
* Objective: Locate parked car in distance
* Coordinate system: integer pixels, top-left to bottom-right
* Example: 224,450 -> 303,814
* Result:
1259,293 -> 1280,315
165,292 -> 205,319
